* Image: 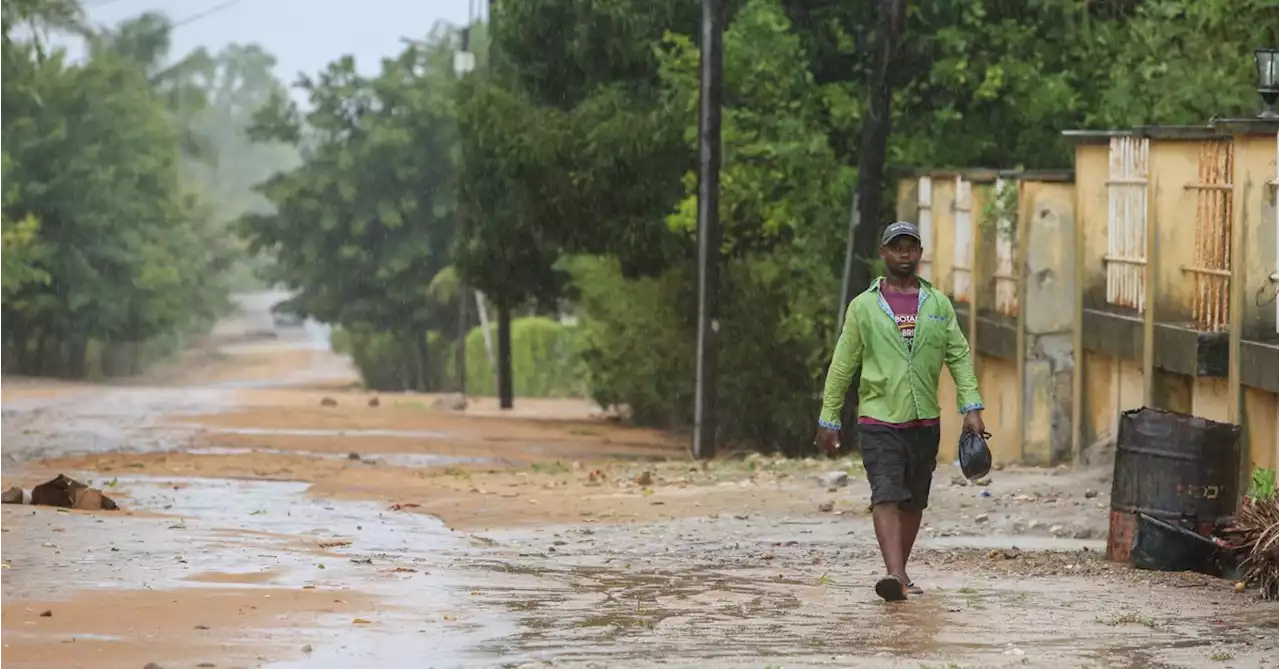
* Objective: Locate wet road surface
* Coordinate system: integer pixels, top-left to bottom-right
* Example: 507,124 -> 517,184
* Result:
2,292 -> 1277,668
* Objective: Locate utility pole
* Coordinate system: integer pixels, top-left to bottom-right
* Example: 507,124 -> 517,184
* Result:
487,0 -> 515,411
848,0 -> 904,299
454,10 -> 476,397
692,0 -> 724,460
840,0 -> 904,449
497,303 -> 513,408
456,281 -> 469,393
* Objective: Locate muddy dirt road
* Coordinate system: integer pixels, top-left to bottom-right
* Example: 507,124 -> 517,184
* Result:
2,293 -> 1276,669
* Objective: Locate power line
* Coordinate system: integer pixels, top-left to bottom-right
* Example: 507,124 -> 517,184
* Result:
84,0 -> 245,29
172,0 -> 244,29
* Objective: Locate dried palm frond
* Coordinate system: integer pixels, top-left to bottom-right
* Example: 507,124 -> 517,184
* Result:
1223,492 -> 1279,600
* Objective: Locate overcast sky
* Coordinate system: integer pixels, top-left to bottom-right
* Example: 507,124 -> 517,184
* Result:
79,0 -> 475,85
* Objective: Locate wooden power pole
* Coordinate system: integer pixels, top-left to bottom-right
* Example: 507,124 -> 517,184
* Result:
692,0 -> 724,460
487,0 -> 515,411
840,0 -> 905,448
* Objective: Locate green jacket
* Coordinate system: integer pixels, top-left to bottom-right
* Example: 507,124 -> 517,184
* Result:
818,276 -> 983,429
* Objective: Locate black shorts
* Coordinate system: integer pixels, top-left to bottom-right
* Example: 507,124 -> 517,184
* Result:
859,423 -> 941,510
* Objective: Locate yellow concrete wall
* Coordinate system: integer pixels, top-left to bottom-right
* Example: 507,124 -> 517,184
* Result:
1020,180 -> 1077,465
1075,143 -> 1112,310
1082,350 -> 1146,446
1233,134 -> 1278,340
1149,139 -> 1209,324
966,181 -> 995,310
936,368 -> 961,464
1191,377 -> 1231,423
1243,387 -> 1279,470
977,355 -> 1021,463
932,176 -> 958,297
1071,142 -> 1134,464
896,178 -> 919,224
1021,182 -> 1077,335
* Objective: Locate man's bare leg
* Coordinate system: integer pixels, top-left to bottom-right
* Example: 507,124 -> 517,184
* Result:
872,502 -> 908,581
899,507 -> 923,585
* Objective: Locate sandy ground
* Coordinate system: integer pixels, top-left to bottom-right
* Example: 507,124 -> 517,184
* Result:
2,292 -> 1277,669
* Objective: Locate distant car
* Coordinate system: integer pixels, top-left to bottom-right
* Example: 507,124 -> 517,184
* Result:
270,298 -> 305,327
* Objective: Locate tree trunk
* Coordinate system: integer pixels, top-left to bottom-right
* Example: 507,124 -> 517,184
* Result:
849,0 -> 905,295
69,337 -> 88,378
456,285 -> 469,394
842,0 -> 905,452
414,332 -> 430,392
33,334 -> 49,377
497,303 -> 514,409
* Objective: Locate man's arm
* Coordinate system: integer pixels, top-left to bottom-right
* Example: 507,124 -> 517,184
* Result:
818,300 -> 864,429
943,303 -> 984,414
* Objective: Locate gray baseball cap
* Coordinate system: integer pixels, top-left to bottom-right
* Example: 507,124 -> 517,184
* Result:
881,221 -> 922,246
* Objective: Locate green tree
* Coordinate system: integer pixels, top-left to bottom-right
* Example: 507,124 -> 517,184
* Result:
2,7 -> 231,376
243,24 -> 463,390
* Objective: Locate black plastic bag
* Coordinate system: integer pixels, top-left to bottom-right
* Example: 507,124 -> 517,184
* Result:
959,430 -> 993,480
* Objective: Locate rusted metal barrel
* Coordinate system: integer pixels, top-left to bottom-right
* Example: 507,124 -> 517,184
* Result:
1106,407 -> 1242,563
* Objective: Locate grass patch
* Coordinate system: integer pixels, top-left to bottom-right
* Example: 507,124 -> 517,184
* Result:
530,460 -> 571,475
1097,612 -> 1159,628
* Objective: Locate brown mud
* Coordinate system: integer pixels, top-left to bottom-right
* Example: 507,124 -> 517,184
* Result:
2,291 -> 1276,668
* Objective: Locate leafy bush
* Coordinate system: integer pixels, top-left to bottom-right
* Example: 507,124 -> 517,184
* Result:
329,328 -> 445,392
1250,467 -> 1278,502
567,254 -> 837,455
453,317 -> 584,398
566,256 -> 694,426
333,317 -> 584,397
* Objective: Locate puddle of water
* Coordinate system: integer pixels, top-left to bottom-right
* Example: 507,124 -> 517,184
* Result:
4,476 -> 1274,668
2,476 -> 469,595
2,474 -> 532,667
186,445 -> 489,468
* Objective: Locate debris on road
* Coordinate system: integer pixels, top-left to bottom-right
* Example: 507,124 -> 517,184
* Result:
388,502 -> 422,511
2,486 -> 23,504
1221,477 -> 1279,599
29,474 -> 118,511
819,471 -> 849,488
320,397 -> 339,407
367,396 -> 380,407
431,393 -> 468,411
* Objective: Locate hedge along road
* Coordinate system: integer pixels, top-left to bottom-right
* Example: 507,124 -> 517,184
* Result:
1,293 -> 1275,669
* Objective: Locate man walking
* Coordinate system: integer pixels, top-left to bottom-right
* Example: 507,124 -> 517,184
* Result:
815,221 -> 985,602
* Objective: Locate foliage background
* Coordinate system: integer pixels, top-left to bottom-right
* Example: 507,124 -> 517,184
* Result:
5,0 -> 1274,454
